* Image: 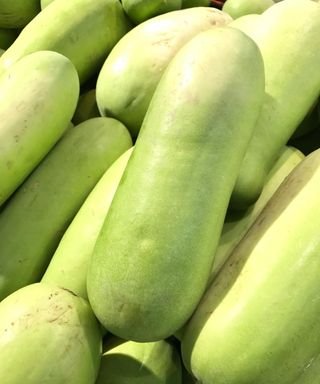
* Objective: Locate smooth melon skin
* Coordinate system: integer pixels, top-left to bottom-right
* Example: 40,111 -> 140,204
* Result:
293,353 -> 320,384
41,0 -> 55,9
0,117 -> 132,301
96,336 -> 181,384
182,148 -> 320,384
229,0 -> 320,209
222,0 -> 274,19
0,0 -> 131,83
178,146 -> 303,340
0,50 -> 79,206
122,0 -> 182,24
228,12 -> 260,31
0,283 -> 102,384
42,148 -> 133,300
209,145 -> 304,283
96,7 -> 232,138
88,27 -> 265,342
0,0 -> 40,28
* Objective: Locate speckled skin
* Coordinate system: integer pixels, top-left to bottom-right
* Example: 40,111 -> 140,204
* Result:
0,283 -> 102,384
0,50 -> 79,206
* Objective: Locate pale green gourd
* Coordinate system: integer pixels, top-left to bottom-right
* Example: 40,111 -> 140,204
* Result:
88,27 -> 265,342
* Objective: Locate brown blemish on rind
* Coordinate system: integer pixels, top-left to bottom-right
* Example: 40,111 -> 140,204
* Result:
61,287 -> 78,297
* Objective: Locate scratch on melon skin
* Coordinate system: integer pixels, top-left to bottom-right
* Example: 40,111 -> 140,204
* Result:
0,283 -> 102,384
